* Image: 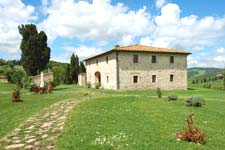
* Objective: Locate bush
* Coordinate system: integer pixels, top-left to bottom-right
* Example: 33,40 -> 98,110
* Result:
95,82 -> 101,89
176,112 -> 205,144
156,87 -> 162,98
168,95 -> 178,101
186,96 -> 205,107
87,82 -> 91,88
12,84 -> 22,102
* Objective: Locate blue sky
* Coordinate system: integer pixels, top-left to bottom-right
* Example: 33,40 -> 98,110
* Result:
0,0 -> 225,68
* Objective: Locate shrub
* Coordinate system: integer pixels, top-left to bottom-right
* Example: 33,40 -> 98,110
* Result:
87,82 -> 91,88
12,84 -> 22,102
186,96 -> 205,107
156,87 -> 162,98
176,112 -> 205,144
47,84 -> 53,93
95,82 -> 101,89
168,95 -> 178,101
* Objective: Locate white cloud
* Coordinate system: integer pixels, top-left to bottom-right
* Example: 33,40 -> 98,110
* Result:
140,3 -> 225,51
0,0 -> 37,55
213,56 -> 225,62
120,35 -> 134,45
216,48 -> 225,53
39,0 -> 153,44
155,0 -> 166,9
63,45 -> 104,58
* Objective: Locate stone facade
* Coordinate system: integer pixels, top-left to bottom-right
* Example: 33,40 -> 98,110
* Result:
84,45 -> 189,90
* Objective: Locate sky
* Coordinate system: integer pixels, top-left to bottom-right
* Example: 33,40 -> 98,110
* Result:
0,0 -> 225,68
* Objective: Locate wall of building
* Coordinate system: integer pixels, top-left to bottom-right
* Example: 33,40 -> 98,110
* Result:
118,51 -> 188,90
85,52 -> 118,89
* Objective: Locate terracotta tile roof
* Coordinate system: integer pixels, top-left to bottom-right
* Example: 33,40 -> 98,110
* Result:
84,44 -> 191,61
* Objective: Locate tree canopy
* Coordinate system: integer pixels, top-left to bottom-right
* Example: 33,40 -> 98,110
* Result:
18,24 -> 50,76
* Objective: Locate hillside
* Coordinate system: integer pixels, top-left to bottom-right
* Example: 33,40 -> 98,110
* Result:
188,67 -> 223,78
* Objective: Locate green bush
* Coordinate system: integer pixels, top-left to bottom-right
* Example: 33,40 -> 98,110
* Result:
168,95 -> 178,101
95,82 -> 101,89
156,87 -> 162,98
87,82 -> 91,88
186,96 -> 205,107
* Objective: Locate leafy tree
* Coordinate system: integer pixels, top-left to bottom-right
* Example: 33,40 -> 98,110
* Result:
70,53 -> 79,83
18,24 -> 50,76
65,64 -> 72,84
52,66 -> 66,86
79,61 -> 86,73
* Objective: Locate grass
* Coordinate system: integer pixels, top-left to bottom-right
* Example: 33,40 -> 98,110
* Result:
1,83 -> 225,149
0,83 -> 101,138
56,88 -> 225,150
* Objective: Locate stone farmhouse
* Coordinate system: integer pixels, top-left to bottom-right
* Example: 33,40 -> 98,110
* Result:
83,44 -> 191,90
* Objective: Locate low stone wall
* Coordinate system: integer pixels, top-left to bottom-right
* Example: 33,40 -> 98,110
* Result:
31,72 -> 53,86
0,76 -> 8,83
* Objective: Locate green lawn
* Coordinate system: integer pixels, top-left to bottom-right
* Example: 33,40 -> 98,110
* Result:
0,83 -> 225,149
56,88 -> 225,150
0,83 -> 101,138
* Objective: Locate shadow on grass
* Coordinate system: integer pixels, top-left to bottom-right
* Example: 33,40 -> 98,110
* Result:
187,87 -> 197,90
54,87 -> 69,91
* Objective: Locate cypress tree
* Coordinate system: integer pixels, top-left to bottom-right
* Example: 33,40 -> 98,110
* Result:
18,24 -> 50,76
79,61 -> 86,73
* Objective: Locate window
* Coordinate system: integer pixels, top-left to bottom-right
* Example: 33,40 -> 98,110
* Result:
133,55 -> 138,63
170,56 -> 174,63
133,76 -> 138,83
107,76 -> 109,83
106,56 -> 108,64
96,59 -> 98,65
152,75 -> 156,83
170,74 -> 174,82
152,56 -> 156,63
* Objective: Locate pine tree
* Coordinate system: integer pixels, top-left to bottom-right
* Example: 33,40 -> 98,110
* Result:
18,24 -> 50,75
79,61 -> 86,73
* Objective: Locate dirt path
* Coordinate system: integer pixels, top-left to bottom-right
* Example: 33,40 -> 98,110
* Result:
0,99 -> 79,150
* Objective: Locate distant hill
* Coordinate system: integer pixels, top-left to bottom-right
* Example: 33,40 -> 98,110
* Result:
188,67 -> 223,78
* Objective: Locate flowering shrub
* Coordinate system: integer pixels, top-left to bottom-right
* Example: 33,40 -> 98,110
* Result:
176,112 -> 205,144
12,84 -> 22,102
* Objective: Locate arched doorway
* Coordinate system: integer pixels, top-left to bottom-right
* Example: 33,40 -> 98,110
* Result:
95,71 -> 101,83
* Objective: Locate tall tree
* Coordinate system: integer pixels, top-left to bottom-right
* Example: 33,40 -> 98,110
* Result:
70,53 -> 79,83
18,24 -> 50,75
79,61 -> 86,73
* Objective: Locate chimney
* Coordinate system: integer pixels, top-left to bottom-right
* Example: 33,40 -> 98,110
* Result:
115,44 -> 120,48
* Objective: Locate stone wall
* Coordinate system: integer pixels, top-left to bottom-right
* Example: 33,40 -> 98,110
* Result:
31,72 -> 53,86
0,76 -> 8,83
117,51 -> 187,90
78,73 -> 87,86
85,52 -> 118,89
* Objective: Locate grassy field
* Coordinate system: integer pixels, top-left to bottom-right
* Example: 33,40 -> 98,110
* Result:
0,83 -> 102,138
56,87 -> 225,150
0,83 -> 225,149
